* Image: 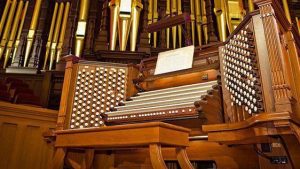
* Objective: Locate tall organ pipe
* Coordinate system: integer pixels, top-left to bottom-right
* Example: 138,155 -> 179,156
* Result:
12,1 -> 29,63
43,2 -> 59,70
56,2 -> 70,64
3,0 -> 24,68
0,0 -> 17,59
0,0 -> 11,37
23,0 -> 43,67
49,3 -> 64,70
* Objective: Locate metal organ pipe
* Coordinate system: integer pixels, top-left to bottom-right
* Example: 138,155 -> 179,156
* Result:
56,2 -> 70,63
12,1 -> 29,63
43,2 -> 59,70
0,0 -> 11,37
3,0 -> 24,68
23,0 -> 43,67
49,3 -> 64,70
0,0 -> 17,60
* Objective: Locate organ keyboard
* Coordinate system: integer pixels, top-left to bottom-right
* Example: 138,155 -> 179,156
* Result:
58,44 -> 220,129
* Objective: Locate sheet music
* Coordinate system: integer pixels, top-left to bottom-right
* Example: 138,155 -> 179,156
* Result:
154,45 -> 194,75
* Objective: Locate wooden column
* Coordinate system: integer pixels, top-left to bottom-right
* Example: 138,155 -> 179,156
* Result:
56,55 -> 80,130
138,0 -> 150,53
254,0 -> 292,113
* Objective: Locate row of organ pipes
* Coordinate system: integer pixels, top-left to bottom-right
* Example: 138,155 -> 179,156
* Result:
0,0 -> 298,70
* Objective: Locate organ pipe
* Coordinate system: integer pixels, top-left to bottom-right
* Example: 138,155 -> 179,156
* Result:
166,0 -> 170,48
248,0 -> 254,12
171,0 -> 177,49
118,0 -> 132,51
282,0 -> 291,23
195,0 -> 202,45
12,1 -> 29,63
49,3 -> 64,70
43,2 -> 59,70
177,0 -> 182,48
190,0 -> 195,45
152,0 -> 158,48
56,2 -> 70,63
201,0 -> 208,44
0,0 -> 17,60
109,0 -> 120,50
75,0 -> 90,56
3,0 -> 24,68
0,0 -> 11,37
23,0 -> 43,67
147,0 -> 153,45
130,0 -> 143,51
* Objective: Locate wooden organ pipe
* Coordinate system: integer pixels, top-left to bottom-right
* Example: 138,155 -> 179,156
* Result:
166,0 -> 170,48
23,0 -> 42,67
171,0 -> 177,49
177,0 -> 182,48
152,0 -> 158,48
12,1 -> 28,63
190,0 -> 195,45
130,0 -> 143,51
43,2 -> 59,70
109,0 -> 120,51
3,0 -> 24,68
75,0 -> 90,56
201,0 -> 208,44
49,3 -> 64,70
195,0 -> 202,46
282,0 -> 291,23
0,0 -> 11,37
248,0 -> 254,12
56,2 -> 70,63
0,0 -> 17,60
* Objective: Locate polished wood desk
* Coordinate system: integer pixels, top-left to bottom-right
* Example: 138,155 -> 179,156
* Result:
51,122 -> 194,169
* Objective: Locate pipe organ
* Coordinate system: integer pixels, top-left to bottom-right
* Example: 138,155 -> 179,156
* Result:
0,0 -> 296,71
0,0 -> 299,168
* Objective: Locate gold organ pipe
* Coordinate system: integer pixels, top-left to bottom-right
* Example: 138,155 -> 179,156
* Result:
201,0 -> 208,44
56,2 -> 70,64
12,1 -> 29,63
296,17 -> 300,35
0,0 -> 11,37
195,0 -> 202,46
43,2 -> 59,70
118,13 -> 131,51
75,0 -> 90,56
177,0 -> 182,48
148,0 -> 153,45
166,0 -> 170,48
153,0 -> 158,48
0,0 -> 17,60
109,0 -> 120,51
248,0 -> 254,12
23,0 -> 43,67
171,0 -> 177,49
3,0 -> 24,68
190,0 -> 195,45
214,0 -> 227,42
130,0 -> 143,52
282,0 -> 291,23
49,3 -> 64,70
